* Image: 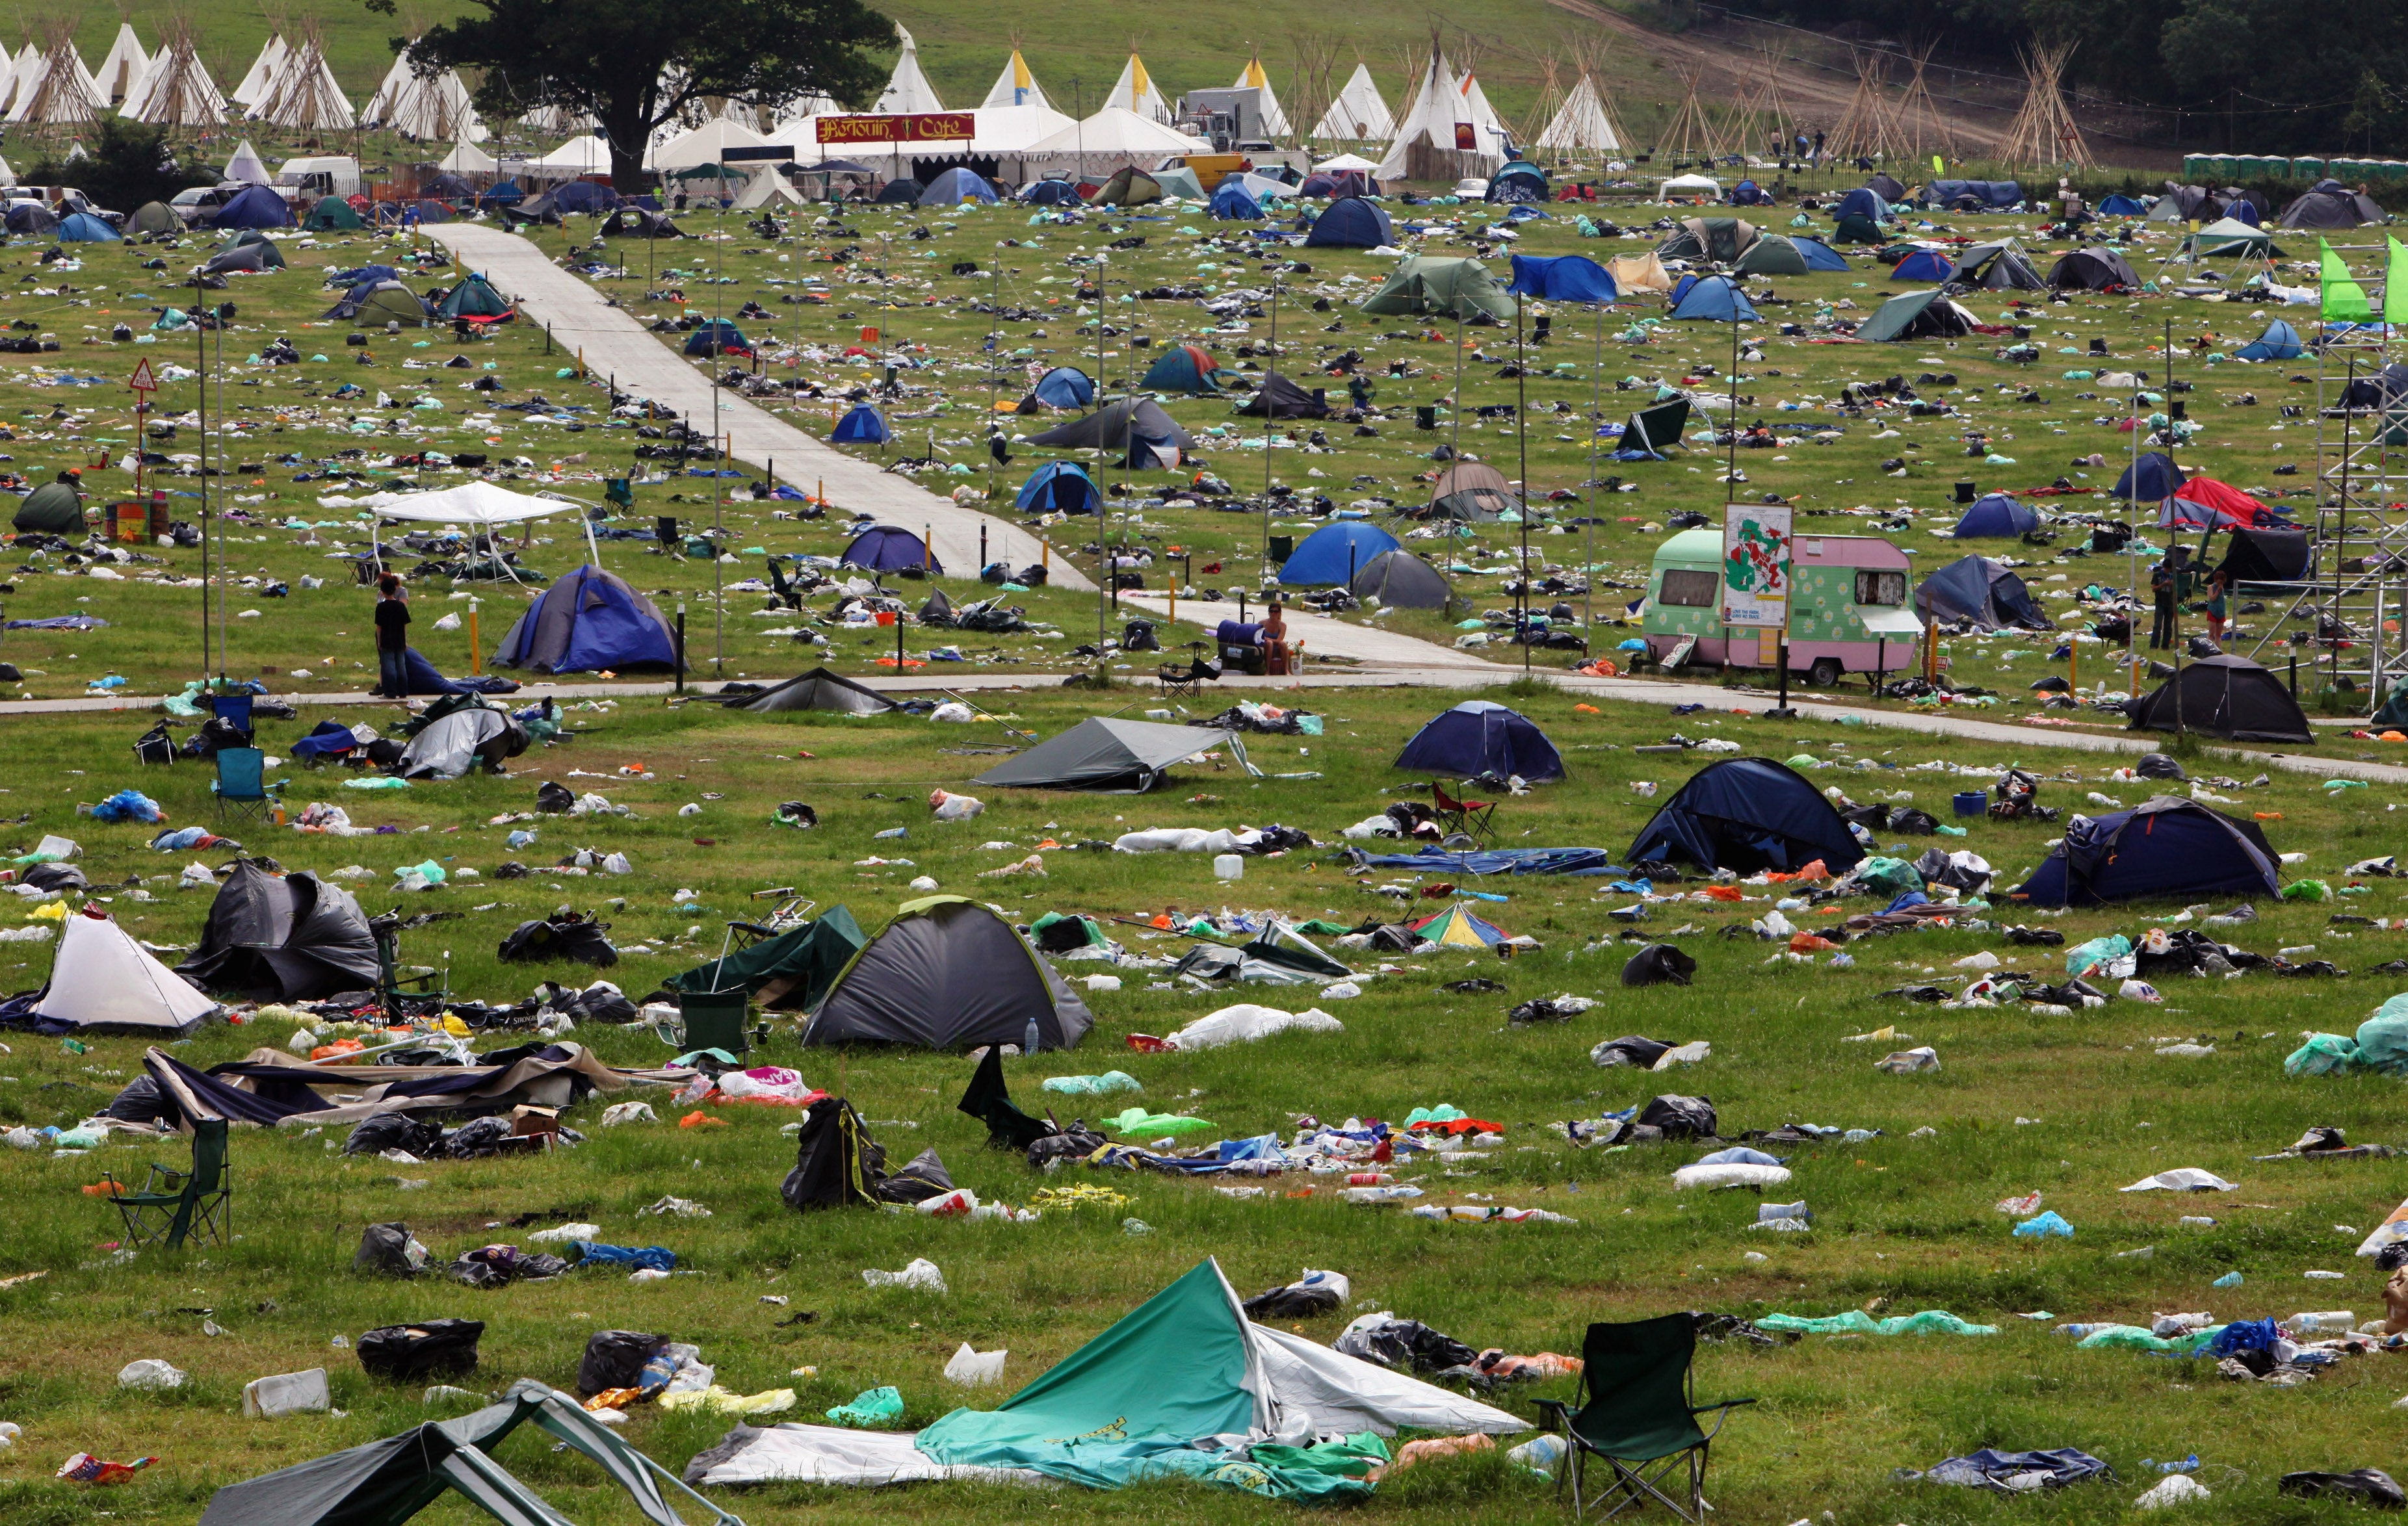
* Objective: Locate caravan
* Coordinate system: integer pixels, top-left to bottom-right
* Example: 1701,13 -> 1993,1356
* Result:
1643,529 -> 1922,684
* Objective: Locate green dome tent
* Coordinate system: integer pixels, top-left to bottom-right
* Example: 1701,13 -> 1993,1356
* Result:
1091,168 -> 1162,206
11,480 -> 84,533
304,197 -> 363,231
1360,256 -> 1517,322
352,282 -> 431,326
1731,234 -> 1809,276
217,229 -> 287,268
127,201 -> 179,237
435,274 -> 514,323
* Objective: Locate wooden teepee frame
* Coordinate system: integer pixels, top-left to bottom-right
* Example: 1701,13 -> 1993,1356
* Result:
18,20 -> 102,131
1999,42 -> 2094,170
1523,51 -> 1565,152
1658,58 -> 1723,164
1827,49 -> 1909,162
1892,41 -> 1957,162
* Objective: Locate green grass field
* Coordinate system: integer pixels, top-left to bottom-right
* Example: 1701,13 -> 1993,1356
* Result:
1,167 -> 2406,1526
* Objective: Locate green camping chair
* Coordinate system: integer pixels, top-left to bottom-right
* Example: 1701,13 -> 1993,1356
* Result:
103,1118 -> 232,1249
373,918 -> 447,1022
1534,1315 -> 1754,1523
212,747 -> 284,823
679,989 -> 752,1059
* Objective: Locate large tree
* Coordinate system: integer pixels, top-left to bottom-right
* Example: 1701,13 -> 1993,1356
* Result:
371,0 -> 895,187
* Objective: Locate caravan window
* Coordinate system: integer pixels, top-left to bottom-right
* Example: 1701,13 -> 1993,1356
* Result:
1855,570 -> 1907,606
1658,569 -> 1717,607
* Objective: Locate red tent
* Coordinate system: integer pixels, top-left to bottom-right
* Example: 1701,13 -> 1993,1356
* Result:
2161,475 -> 2283,530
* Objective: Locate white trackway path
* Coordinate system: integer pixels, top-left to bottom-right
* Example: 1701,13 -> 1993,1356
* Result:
419,222 -> 1095,593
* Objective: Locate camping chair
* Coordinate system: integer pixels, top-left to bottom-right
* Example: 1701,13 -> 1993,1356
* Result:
1535,1315 -> 1753,1524
209,693 -> 255,736
212,747 -> 285,823
373,918 -> 447,1022
1432,780 -> 1498,842
103,1118 -> 233,1250
679,989 -> 752,1060
1157,654 -> 1224,699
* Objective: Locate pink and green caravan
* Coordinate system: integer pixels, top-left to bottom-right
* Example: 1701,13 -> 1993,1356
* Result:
1643,528 -> 1922,685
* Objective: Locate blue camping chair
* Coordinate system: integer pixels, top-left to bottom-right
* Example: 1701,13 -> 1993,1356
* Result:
210,693 -> 254,734
213,747 -> 284,823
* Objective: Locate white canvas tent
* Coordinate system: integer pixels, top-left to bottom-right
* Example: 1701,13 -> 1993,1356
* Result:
1459,71 -> 1508,141
365,46 -> 482,142
1312,62 -> 1394,144
230,35 -> 285,110
94,23 -> 148,105
120,34 -> 225,127
1103,51 -> 1172,125
0,45 -> 31,118
224,138 -> 271,185
969,103 -> 1073,155
1234,53 -> 1291,137
1016,106 -> 1209,177
731,168 -> 806,209
8,37 -> 103,127
34,911 -> 218,1039
1536,72 -> 1623,153
438,138 -> 499,175
649,116 -> 770,172
980,48 -> 1048,110
526,134 -> 611,177
1376,50 -> 1503,182
872,24 -> 943,114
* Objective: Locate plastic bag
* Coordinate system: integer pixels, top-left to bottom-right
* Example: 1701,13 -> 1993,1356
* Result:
1041,1071 -> 1142,1096
825,1384 -> 904,1427
2286,1033 -> 2361,1076
861,1257 -> 946,1294
2013,1211 -> 2075,1237
577,1330 -> 666,1396
2066,933 -> 2133,977
2358,998 -> 2408,1072
943,1343 -> 1008,1386
116,1358 -> 186,1390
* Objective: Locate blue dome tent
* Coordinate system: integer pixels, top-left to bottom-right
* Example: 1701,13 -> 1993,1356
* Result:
1031,366 -> 1095,408
919,168 -> 999,205
2013,797 -> 2279,907
1891,249 -> 1956,281
1952,493 -> 2041,537
1831,187 -> 1887,223
2236,320 -> 2303,361
1668,276 -> 1758,322
2097,194 -> 2147,216
551,181 -> 620,214
2114,450 -> 2186,503
1394,700 -> 1564,782
1486,162 -> 1548,203
1508,254 -> 1616,302
491,565 -> 675,674
1788,235 -> 1850,271
1209,181 -> 1263,220
1016,460 -> 1099,514
1277,521 -> 1401,586
212,185 -> 294,229
1018,179 -> 1079,205
841,524 -> 941,573
57,212 -> 119,242
832,404 -> 890,445
1628,757 -> 1863,874
1140,343 -> 1221,393
1303,196 -> 1394,249
682,318 -> 750,357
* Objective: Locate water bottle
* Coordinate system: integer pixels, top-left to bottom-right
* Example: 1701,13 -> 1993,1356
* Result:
1024,1016 -> 1040,1055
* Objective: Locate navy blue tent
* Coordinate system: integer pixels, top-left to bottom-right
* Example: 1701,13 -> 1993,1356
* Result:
1278,521 -> 1400,586
1627,757 -> 1863,874
1016,460 -> 1099,513
1729,178 -> 1770,206
2236,320 -> 2303,361
1952,493 -> 2041,537
1508,253 -> 1616,302
1303,196 -> 1393,249
212,185 -> 293,229
1914,554 -> 2050,630
1393,700 -> 1564,782
491,565 -> 675,674
1788,236 -> 1850,271
1831,187 -> 1887,223
919,168 -> 999,205
1019,179 -> 1079,205
1668,276 -> 1758,322
2013,797 -> 2279,907
841,524 -> 941,573
682,319 -> 749,357
1031,366 -> 1095,408
1486,162 -> 1548,203
551,180 -> 620,214
1209,181 -> 1263,220
1891,249 -> 1956,281
832,404 -> 890,444
2098,194 -> 2146,216
2114,450 -> 2186,502
2223,198 -> 2263,227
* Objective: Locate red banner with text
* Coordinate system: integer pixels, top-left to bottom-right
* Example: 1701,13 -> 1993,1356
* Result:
816,112 -> 975,145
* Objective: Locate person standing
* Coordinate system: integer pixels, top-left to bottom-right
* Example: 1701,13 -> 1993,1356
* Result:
2203,567 -> 2229,646
374,573 -> 411,697
2148,557 -> 2177,649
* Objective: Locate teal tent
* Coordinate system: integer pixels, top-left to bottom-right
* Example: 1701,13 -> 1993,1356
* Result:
666,905 -> 866,1009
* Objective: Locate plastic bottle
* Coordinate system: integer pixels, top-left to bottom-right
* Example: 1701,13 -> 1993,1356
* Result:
1213,853 -> 1244,881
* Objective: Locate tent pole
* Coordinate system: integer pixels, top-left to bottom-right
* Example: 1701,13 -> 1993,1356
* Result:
1586,294 -> 1601,636
714,216 -> 725,673
1517,293 -> 1530,674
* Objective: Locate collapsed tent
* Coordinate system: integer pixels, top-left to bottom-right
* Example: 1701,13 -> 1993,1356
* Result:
2013,797 -> 2279,907
1627,757 -> 1864,874
130,1042 -> 660,1129
491,565 -> 676,673
2128,655 -> 2314,743
1914,555 -> 2051,631
2048,247 -> 2140,292
1350,549 -> 1450,609
1027,398 -> 1195,463
175,860 -> 379,1002
1655,216 -> 1757,263
1411,903 -> 1512,948
669,905 -> 867,1011
1140,343 -> 1221,393
26,909 -> 218,1039
781,1094 -> 956,1209
1233,374 -> 1332,420
692,1259 -> 1522,1493
1952,240 -> 2045,290
802,896 -> 1093,1051
722,666 -> 896,714
2218,526 -> 2312,588
2162,476 -> 2287,530
976,717 -> 1239,792
1855,289 -> 1974,343
839,524 -> 939,574
395,700 -> 527,780
1952,493 -> 2040,538
1359,256 -> 1517,322
1422,461 -> 1520,521
1303,196 -> 1393,250
1507,253 -> 1616,302
1279,521 -> 1399,585
1394,700 -> 1564,782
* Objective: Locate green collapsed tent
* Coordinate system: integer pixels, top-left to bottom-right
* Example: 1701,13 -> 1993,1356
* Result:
1091,168 -> 1162,206
1855,288 -> 1974,343
668,905 -> 866,1009
1731,233 -> 1808,275
802,895 -> 1093,1050
1359,255 -> 1517,322
12,479 -> 85,533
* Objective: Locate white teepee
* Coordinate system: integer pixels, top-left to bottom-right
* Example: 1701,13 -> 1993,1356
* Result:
254,34 -> 353,130
980,47 -> 1047,110
231,34 -> 284,110
732,167 -> 806,208
873,23 -> 943,113
1233,52 -> 1290,137
224,137 -> 270,185
1311,62 -> 1393,144
1459,71 -> 1508,140
120,27 -> 225,127
365,44 -> 480,141
94,23 -> 148,105
1376,47 -> 1502,181
1536,72 -> 1622,153
1104,51 -> 1171,125
8,32 -> 103,128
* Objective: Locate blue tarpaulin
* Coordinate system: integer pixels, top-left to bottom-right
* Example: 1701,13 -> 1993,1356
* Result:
1348,845 -> 1619,876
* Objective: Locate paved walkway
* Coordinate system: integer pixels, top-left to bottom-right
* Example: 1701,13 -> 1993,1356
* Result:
1118,593 -> 1498,671
419,222 -> 1092,591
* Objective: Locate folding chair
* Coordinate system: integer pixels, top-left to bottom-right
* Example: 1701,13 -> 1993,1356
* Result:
1156,654 -> 1222,699
1534,1315 -> 1754,1524
209,693 -> 255,736
679,989 -> 752,1061
103,1118 -> 233,1250
1432,779 -> 1498,842
212,747 -> 284,823
372,916 -> 447,1023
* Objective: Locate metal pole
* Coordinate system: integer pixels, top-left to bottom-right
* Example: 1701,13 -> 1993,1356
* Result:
987,255 -> 999,504
1586,298 -> 1601,635
1517,295 -> 1530,674
1097,251 -> 1109,667
194,274 -> 209,680
674,604 -> 687,693
213,300 -> 227,680
1262,266 -> 1279,561
713,216 -> 724,672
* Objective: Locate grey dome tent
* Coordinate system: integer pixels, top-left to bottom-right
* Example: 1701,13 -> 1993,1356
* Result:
128,200 -> 179,236
975,716 -> 1240,792
1351,548 -> 1450,609
174,859 -> 380,1002
2281,181 -> 2383,229
722,666 -> 896,714
2127,654 -> 2313,743
802,895 -> 1093,1051
2049,247 -> 2140,292
1952,240 -> 2045,290
1855,289 -> 1974,343
1028,398 -> 1195,460
1422,461 -> 1519,521
12,479 -> 84,532
1915,554 -> 2051,631
1232,373 -> 1330,419
1655,216 -> 1758,263
1627,756 -> 1863,874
